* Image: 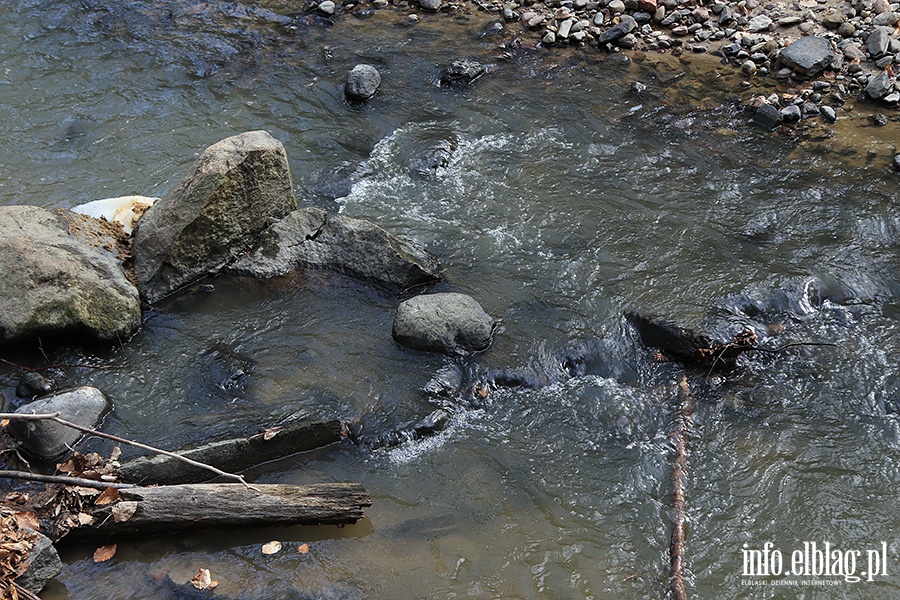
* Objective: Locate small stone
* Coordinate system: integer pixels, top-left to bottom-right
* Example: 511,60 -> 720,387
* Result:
867,27 -> 892,58
778,16 -> 802,26
593,12 -> 605,26
8,387 -> 110,459
317,0 -> 335,15
543,30 -> 557,44
16,372 -> 56,399
865,70 -> 896,100
821,11 -> 845,29
820,105 -> 837,123
15,531 -> 61,595
558,17 -> 575,38
639,0 -> 657,11
671,25 -> 690,36
884,91 -> 900,105
778,36 -> 837,77
419,0 -> 442,11
781,104 -> 802,123
751,102 -> 783,129
718,5 -> 734,25
692,6 -> 709,22
742,59 -> 758,76
608,0 -> 626,13
869,113 -> 890,126
872,11 -> 900,26
874,0 -> 891,14
837,22 -> 855,37
441,59 -> 486,86
345,64 -> 381,101
598,14 -> 636,44
747,15 -> 773,32
893,153 -> 900,171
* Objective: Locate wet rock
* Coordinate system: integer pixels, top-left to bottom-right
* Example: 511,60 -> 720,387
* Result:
598,15 -> 637,45
16,372 -> 56,399
750,102 -> 783,130
0,206 -> 141,345
741,60 -> 757,76
893,153 -> 900,171
15,530 -> 61,594
440,59 -> 486,86
7,386 -> 110,460
778,36 -> 837,77
781,104 -> 802,123
133,131 -> 296,303
747,15 -> 772,32
865,70 -> 896,100
393,293 -> 495,355
419,0 -> 443,12
345,64 -> 381,101
227,207 -> 441,291
820,105 -> 837,123
72,195 -> 159,236
867,27 -> 892,59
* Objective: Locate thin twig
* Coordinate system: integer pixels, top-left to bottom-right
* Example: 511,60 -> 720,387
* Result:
0,358 -> 128,371
746,342 -> 839,354
0,412 -> 260,492
13,581 -> 42,600
0,470 -> 134,490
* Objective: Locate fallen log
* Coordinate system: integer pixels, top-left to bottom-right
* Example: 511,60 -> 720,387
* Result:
118,419 -> 343,485
64,482 -> 371,541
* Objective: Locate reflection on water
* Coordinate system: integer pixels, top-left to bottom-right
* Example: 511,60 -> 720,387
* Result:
1,1 -> 899,598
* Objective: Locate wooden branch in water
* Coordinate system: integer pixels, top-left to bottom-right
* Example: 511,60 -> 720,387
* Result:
63,482 -> 371,541
669,372 -> 694,600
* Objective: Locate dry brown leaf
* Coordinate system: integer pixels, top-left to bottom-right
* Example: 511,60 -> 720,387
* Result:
13,512 -> 39,531
112,501 -> 137,523
94,487 -> 121,506
261,540 -> 282,555
297,543 -> 309,554
1,419 -> 8,428
93,544 -> 116,563
191,568 -> 219,590
76,513 -> 95,526
109,446 -> 122,461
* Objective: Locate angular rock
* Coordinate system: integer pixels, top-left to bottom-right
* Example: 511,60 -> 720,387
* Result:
440,59 -> 486,86
133,131 -> 296,303
7,386 -> 110,459
820,105 -> 837,123
747,15 -> 772,32
16,530 -> 62,594
393,293 -> 495,355
780,104 -> 802,123
865,70 -> 896,100
778,36 -> 837,77
345,64 -> 381,101
0,206 -> 141,345
750,102 -> 783,130
872,11 -> 900,26
72,195 -> 158,236
227,207 -> 441,291
867,27 -> 892,59
598,15 -> 637,45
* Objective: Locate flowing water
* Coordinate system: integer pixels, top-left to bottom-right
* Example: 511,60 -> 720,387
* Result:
1,1 -> 899,598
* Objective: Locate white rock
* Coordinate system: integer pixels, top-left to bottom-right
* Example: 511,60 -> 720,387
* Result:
72,195 -> 158,235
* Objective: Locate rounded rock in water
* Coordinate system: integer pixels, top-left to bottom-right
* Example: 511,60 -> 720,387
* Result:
345,64 -> 382,101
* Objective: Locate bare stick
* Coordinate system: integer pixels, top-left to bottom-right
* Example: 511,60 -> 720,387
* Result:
0,470 -> 134,490
0,412 -> 260,492
670,372 -> 693,600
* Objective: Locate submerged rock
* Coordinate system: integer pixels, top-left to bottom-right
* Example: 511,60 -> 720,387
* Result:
16,372 -> 56,399
440,59 -> 486,86
345,64 -> 381,101
0,206 -> 141,345
7,386 -> 110,460
392,293 -> 495,355
750,102 -> 783,130
133,131 -> 296,303
227,207 -> 441,291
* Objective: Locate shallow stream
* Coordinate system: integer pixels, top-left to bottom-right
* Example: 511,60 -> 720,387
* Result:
1,1 -> 899,598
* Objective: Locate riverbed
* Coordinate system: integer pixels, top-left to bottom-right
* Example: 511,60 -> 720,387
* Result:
1,1 -> 898,598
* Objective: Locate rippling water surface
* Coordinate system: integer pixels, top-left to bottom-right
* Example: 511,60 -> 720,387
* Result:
1,1 -> 899,598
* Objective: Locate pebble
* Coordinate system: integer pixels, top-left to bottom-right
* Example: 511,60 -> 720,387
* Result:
747,15 -> 772,32
893,153 -> 900,171
820,105 -> 837,122
318,0 -> 336,15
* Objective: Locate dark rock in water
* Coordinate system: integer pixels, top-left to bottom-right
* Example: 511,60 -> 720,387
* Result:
345,64 -> 381,101
778,36 -> 837,77
348,409 -> 451,450
598,15 -> 637,45
227,207 -> 441,291
865,70 -> 896,100
781,104 -> 802,123
440,59 -> 486,86
819,105 -> 837,123
393,293 -> 495,355
867,26 -> 892,58
193,342 -> 254,400
7,386 -> 109,459
750,102 -> 783,130
0,206 -> 141,345
133,131 -> 296,304
409,136 -> 459,179
15,530 -> 61,595
16,371 -> 56,399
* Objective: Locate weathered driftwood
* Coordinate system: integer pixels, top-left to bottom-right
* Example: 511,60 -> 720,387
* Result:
65,482 -> 371,541
669,373 -> 694,600
118,419 -> 343,485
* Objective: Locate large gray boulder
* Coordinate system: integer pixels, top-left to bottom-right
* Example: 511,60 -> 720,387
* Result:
16,530 -> 62,594
0,206 -> 141,344
133,131 -> 296,303
7,386 -> 110,459
392,293 -> 495,355
778,36 -> 838,77
227,207 -> 441,291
